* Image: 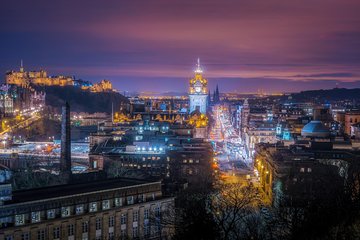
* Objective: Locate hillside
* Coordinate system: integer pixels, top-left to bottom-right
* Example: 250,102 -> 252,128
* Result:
34,86 -> 129,113
286,88 -> 360,102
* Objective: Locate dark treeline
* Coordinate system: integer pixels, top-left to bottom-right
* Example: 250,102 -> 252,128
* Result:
286,88 -> 360,103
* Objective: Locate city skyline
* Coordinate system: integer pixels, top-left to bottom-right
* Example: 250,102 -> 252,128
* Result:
1,0 -> 360,92
2,2 -> 360,239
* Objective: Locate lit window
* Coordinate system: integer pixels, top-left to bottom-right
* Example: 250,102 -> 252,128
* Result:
76,205 -> 84,215
300,168 -> 305,173
61,207 -> 71,217
31,211 -> 41,223
307,168 -> 312,173
89,202 -> 98,212
47,209 -> 55,219
15,214 -> 25,226
114,197 -> 122,207
102,200 -> 110,210
127,196 -> 134,205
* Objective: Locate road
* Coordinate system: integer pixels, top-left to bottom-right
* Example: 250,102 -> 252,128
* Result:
0,107 -> 43,138
209,104 -> 253,182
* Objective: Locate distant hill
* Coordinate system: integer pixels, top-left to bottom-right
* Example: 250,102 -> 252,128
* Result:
34,86 -> 129,113
285,88 -> 360,103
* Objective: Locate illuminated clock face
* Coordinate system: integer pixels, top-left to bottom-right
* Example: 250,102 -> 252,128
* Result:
195,86 -> 201,93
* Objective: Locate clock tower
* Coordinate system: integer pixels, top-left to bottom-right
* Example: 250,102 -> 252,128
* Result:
189,58 -> 208,114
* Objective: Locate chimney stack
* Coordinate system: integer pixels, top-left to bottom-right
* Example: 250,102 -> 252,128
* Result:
60,102 -> 71,175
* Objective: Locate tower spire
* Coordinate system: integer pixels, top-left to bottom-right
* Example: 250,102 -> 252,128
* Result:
20,59 -> 24,72
195,58 -> 203,73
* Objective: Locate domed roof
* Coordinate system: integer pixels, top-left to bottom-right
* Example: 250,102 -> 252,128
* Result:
301,121 -> 330,138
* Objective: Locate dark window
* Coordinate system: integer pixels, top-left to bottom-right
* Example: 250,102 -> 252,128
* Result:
53,227 -> 60,239
82,222 -> 89,233
96,218 -> 102,230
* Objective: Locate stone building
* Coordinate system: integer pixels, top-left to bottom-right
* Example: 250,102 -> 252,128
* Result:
91,80 -> 113,92
0,178 -> 174,240
0,85 -> 14,117
344,111 -> 360,135
254,137 -> 360,208
6,64 -> 74,87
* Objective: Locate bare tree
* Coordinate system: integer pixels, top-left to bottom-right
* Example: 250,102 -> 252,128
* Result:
211,183 -> 261,239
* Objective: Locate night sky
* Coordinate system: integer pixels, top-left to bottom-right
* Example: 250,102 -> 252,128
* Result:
1,0 -> 360,93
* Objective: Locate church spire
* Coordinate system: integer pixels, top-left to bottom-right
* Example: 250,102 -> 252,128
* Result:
195,58 -> 203,73
215,84 -> 220,102
20,59 -> 24,72
208,90 -> 211,105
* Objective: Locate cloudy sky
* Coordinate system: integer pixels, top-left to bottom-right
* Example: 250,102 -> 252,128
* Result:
1,0 -> 360,93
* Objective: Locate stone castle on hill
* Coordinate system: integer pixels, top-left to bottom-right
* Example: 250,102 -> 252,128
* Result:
5,62 -> 114,92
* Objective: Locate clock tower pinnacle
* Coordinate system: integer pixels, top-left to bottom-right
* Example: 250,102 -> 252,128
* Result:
189,59 -> 208,114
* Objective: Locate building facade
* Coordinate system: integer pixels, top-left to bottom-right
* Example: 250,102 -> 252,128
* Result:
188,59 -> 208,114
254,142 -> 358,207
0,178 -> 174,240
344,111 -> 360,135
6,64 -> 74,87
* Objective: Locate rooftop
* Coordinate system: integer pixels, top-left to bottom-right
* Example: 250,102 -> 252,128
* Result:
301,121 -> 330,138
7,177 -> 159,205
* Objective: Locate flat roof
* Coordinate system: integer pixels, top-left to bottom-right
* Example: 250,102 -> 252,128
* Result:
7,178 -> 159,205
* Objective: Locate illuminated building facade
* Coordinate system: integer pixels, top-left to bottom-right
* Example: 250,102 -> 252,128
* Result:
0,85 -> 14,117
5,63 -> 114,93
81,79 -> 114,92
188,59 -> 208,114
6,62 -> 74,87
89,119 -> 213,184
344,111 -> 360,135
